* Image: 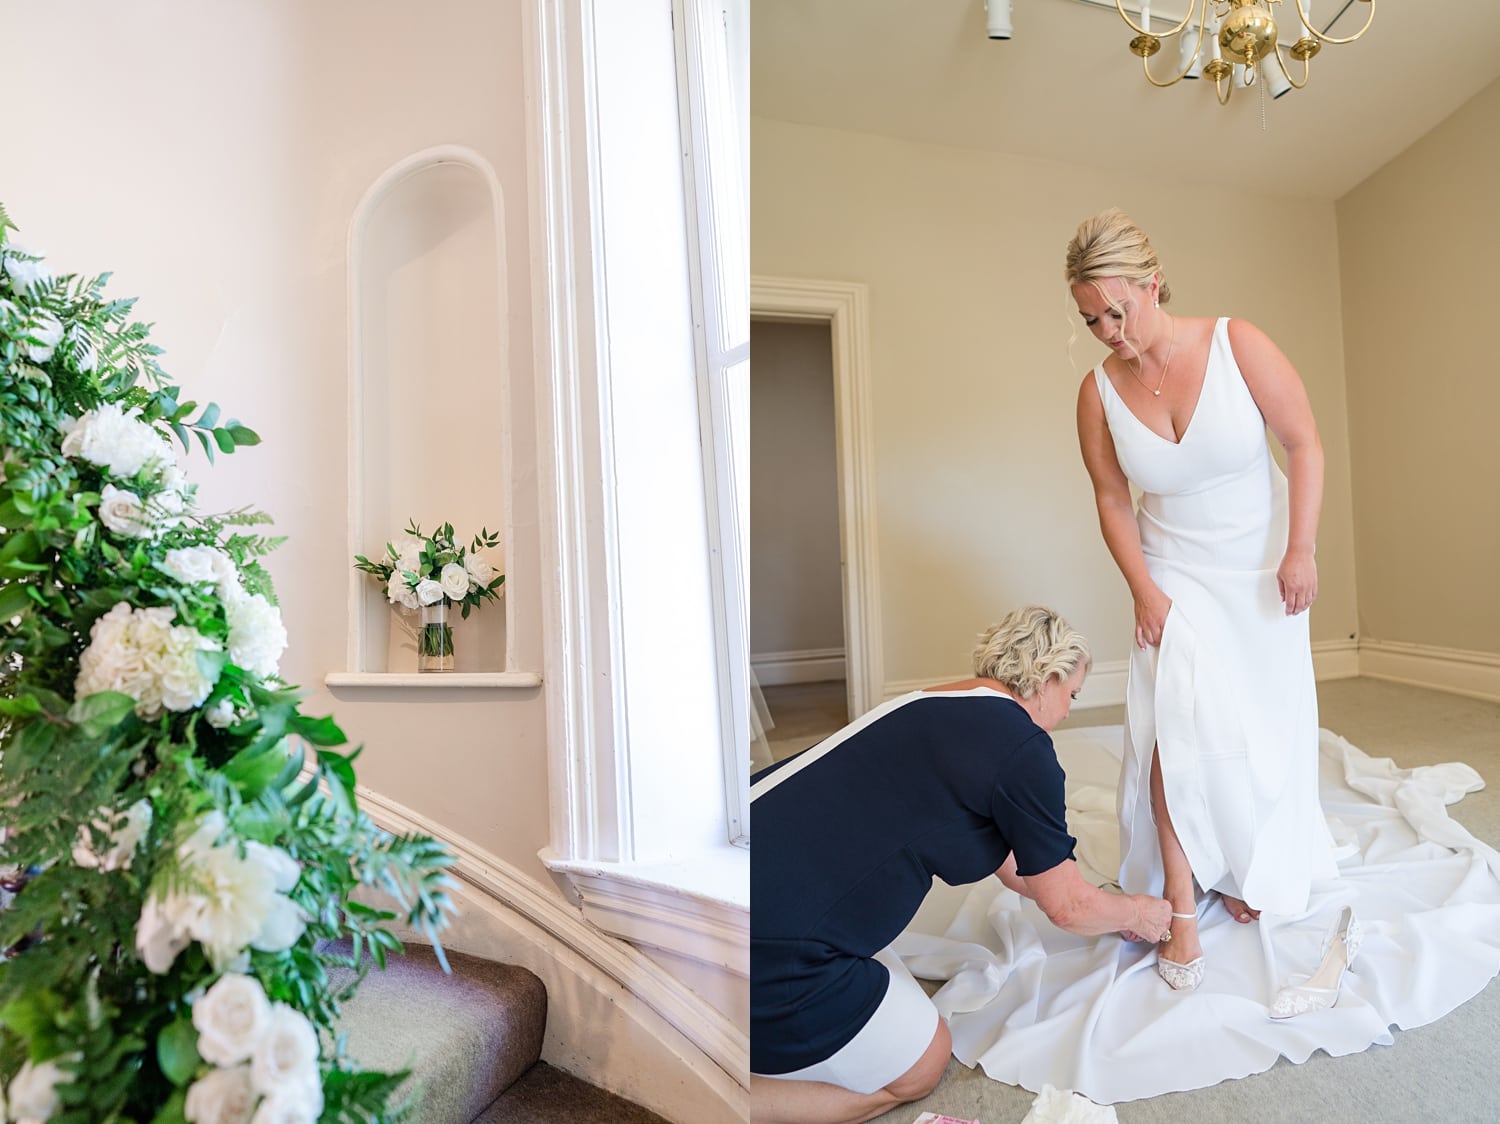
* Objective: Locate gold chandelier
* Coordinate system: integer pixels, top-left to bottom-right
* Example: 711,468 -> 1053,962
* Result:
1113,0 -> 1376,105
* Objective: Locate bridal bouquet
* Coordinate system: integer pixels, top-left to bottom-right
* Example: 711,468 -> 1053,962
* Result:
353,522 -> 504,670
0,204 -> 455,1121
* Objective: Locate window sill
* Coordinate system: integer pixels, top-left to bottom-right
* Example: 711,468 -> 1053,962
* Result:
324,671 -> 542,690
544,845 -> 749,977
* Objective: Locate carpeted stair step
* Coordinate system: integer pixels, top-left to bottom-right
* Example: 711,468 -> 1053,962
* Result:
470,1060 -> 673,1123
331,941 -> 547,1123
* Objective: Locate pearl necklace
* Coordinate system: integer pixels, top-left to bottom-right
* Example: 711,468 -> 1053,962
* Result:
1127,314 -> 1176,397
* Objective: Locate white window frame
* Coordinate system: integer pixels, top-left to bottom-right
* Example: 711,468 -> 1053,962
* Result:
672,0 -> 751,847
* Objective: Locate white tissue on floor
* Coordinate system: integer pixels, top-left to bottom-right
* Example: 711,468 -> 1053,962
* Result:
1020,1084 -> 1118,1124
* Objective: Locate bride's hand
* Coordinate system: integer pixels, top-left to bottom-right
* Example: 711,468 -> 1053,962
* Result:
1278,546 -> 1317,616
1133,586 -> 1173,649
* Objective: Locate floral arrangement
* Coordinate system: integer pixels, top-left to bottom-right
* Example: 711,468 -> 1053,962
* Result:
353,522 -> 504,667
0,202 -> 456,1121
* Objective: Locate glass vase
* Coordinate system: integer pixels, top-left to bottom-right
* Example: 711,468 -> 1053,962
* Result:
418,600 -> 454,672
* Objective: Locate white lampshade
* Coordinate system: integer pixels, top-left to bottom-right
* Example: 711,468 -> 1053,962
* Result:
1262,58 -> 1293,99
1179,25 -> 1205,79
985,0 -> 1012,40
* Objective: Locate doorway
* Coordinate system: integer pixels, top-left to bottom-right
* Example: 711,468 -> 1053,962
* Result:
749,275 -> 881,760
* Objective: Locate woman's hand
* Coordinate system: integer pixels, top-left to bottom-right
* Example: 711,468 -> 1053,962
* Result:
1133,586 -> 1173,649
1278,546 -> 1318,616
1127,895 -> 1174,943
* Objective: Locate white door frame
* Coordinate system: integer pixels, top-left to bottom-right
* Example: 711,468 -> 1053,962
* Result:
750,275 -> 883,719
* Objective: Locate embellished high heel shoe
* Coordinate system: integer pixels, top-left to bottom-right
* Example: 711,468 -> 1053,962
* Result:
1157,911 -> 1204,992
1269,905 -> 1362,1019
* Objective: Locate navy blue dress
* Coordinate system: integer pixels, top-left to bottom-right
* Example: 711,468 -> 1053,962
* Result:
750,689 -> 1076,1076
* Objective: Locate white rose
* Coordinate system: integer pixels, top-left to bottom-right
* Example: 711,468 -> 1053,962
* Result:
7,1054 -> 78,1123
137,892 -> 193,973
163,546 -> 229,586
193,974 -> 272,1066
415,578 -> 444,606
385,571 -> 418,610
73,799 -> 153,872
25,310 -> 64,363
226,594 -> 287,679
250,1005 -> 321,1103
98,483 -> 153,538
184,1064 -> 258,1124
2,243 -> 52,294
440,562 -> 469,601
464,554 -> 494,585
395,535 -> 426,574
250,1089 -> 322,1124
205,698 -> 238,729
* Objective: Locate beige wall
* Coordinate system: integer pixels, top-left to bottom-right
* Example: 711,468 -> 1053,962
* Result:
5,0 -> 552,878
1336,77 -> 1500,656
752,117 -> 1360,688
750,320 -> 845,658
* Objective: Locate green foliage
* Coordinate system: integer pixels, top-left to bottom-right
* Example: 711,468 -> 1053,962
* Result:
0,206 -> 455,1120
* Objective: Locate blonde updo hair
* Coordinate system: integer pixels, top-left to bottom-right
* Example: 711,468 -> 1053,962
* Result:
972,606 -> 1092,700
1064,208 -> 1171,306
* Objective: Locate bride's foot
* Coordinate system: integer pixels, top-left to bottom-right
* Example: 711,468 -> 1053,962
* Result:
1157,909 -> 1204,991
1221,894 -> 1260,924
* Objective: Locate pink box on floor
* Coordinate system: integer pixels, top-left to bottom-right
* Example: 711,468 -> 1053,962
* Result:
911,1114 -> 981,1124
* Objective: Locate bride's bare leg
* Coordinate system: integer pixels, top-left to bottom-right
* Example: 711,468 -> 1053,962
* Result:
1150,745 -> 1202,964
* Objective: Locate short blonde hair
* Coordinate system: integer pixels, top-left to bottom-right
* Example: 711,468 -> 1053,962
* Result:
1064,208 -> 1171,306
972,606 -> 1092,700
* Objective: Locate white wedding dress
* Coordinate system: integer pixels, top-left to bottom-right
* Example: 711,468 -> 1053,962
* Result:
1106,315 -> 1336,913
885,319 -> 1500,1101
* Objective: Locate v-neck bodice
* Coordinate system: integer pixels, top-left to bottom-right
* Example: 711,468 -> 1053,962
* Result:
1094,317 -> 1287,569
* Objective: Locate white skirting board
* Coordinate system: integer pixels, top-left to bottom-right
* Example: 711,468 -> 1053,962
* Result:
881,640 -> 1366,710
751,647 -> 846,687
1358,639 -> 1500,703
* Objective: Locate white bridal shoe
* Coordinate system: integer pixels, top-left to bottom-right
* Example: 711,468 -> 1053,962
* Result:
1269,905 -> 1362,1019
1157,912 -> 1204,992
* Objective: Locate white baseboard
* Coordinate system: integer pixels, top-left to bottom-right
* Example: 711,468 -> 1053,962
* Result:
1357,639 -> 1500,704
752,647 -> 846,686
882,641 -> 1364,713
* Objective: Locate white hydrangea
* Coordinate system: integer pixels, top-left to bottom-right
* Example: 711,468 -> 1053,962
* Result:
73,798 -> 153,873
61,402 -> 174,479
225,593 -> 287,679
75,602 -> 221,719
98,483 -> 153,538
136,813 -> 305,973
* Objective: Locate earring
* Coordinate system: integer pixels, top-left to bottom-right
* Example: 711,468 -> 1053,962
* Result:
1153,299 -> 1160,308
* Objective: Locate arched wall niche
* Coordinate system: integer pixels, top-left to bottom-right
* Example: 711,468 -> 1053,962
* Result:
340,146 -> 520,683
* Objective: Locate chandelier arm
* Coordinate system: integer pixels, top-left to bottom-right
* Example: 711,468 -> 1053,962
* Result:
1271,44 -> 1310,90
1139,27 -> 1206,87
1111,1 -> 1196,40
1214,71 -> 1232,105
1292,0 -> 1376,46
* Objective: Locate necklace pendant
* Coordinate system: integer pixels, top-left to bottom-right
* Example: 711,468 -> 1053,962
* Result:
1153,389 -> 1161,396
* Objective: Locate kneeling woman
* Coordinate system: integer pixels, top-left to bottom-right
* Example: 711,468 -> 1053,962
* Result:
750,606 -> 1172,1124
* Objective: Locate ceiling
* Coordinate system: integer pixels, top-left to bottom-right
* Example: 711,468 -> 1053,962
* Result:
752,0 -> 1500,200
